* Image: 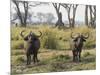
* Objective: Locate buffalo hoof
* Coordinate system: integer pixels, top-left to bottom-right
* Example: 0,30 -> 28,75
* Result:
79,60 -> 81,62
26,63 -> 30,65
37,59 -> 40,62
73,59 -> 76,62
26,62 -> 31,65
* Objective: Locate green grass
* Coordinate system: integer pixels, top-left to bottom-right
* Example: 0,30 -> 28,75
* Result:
11,49 -> 25,55
11,40 -> 24,49
11,49 -> 96,74
11,25 -> 96,50
11,25 -> 96,74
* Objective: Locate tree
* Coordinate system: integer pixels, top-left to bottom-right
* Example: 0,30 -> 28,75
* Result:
12,0 -> 46,27
84,5 -> 96,28
71,4 -> 78,28
89,5 -> 96,28
45,13 -> 55,24
11,12 -> 33,25
36,12 -> 55,25
12,0 -> 29,27
52,3 -> 64,27
61,4 -> 78,28
11,13 -> 18,22
85,5 -> 89,26
37,12 -> 45,24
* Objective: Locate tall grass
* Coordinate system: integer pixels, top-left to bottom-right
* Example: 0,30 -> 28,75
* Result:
11,25 -> 96,50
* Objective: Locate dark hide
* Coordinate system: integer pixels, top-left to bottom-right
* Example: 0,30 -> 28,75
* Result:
20,31 -> 42,65
71,34 -> 88,62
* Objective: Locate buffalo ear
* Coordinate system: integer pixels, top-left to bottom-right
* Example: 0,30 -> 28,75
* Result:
83,38 -> 86,42
24,35 -> 29,41
73,39 -> 77,42
73,38 -> 77,42
36,31 -> 42,38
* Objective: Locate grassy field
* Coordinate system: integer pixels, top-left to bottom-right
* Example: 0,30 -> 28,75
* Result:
11,25 -> 96,49
11,25 -> 96,74
11,48 -> 96,74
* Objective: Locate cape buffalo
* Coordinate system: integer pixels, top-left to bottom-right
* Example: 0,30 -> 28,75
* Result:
70,32 -> 89,62
20,30 -> 42,65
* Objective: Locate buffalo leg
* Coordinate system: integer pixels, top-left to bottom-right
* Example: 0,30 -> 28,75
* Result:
35,52 -> 40,62
73,50 -> 79,62
26,54 -> 31,65
33,52 -> 39,63
33,54 -> 36,63
33,53 -> 38,63
72,51 -> 76,62
77,52 -> 79,62
34,53 -> 39,63
33,52 -> 37,63
79,51 -> 81,62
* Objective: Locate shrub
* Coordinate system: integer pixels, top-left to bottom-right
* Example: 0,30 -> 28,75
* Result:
11,50 -> 25,55
11,41 -> 24,49
40,27 -> 61,49
43,35 -> 59,49
11,25 -> 96,50
84,41 -> 96,49
83,52 -> 91,57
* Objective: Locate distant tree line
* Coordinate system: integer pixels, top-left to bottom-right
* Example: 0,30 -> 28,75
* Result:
85,5 -> 96,28
11,0 -> 96,28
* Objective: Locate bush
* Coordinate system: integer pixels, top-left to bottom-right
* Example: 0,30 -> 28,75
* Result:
11,26 -> 96,50
84,39 -> 96,49
11,50 -> 25,55
11,35 -> 20,41
40,27 -> 61,49
72,26 -> 96,49
11,41 -> 24,49
42,34 -> 59,49
83,52 -> 91,57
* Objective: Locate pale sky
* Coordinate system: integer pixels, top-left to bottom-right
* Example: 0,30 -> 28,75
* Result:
11,1 -> 90,23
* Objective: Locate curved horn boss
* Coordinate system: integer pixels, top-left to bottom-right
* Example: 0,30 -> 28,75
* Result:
20,30 -> 25,38
36,31 -> 42,38
71,32 -> 80,39
71,32 -> 89,62
20,30 -> 41,65
82,33 -> 89,39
